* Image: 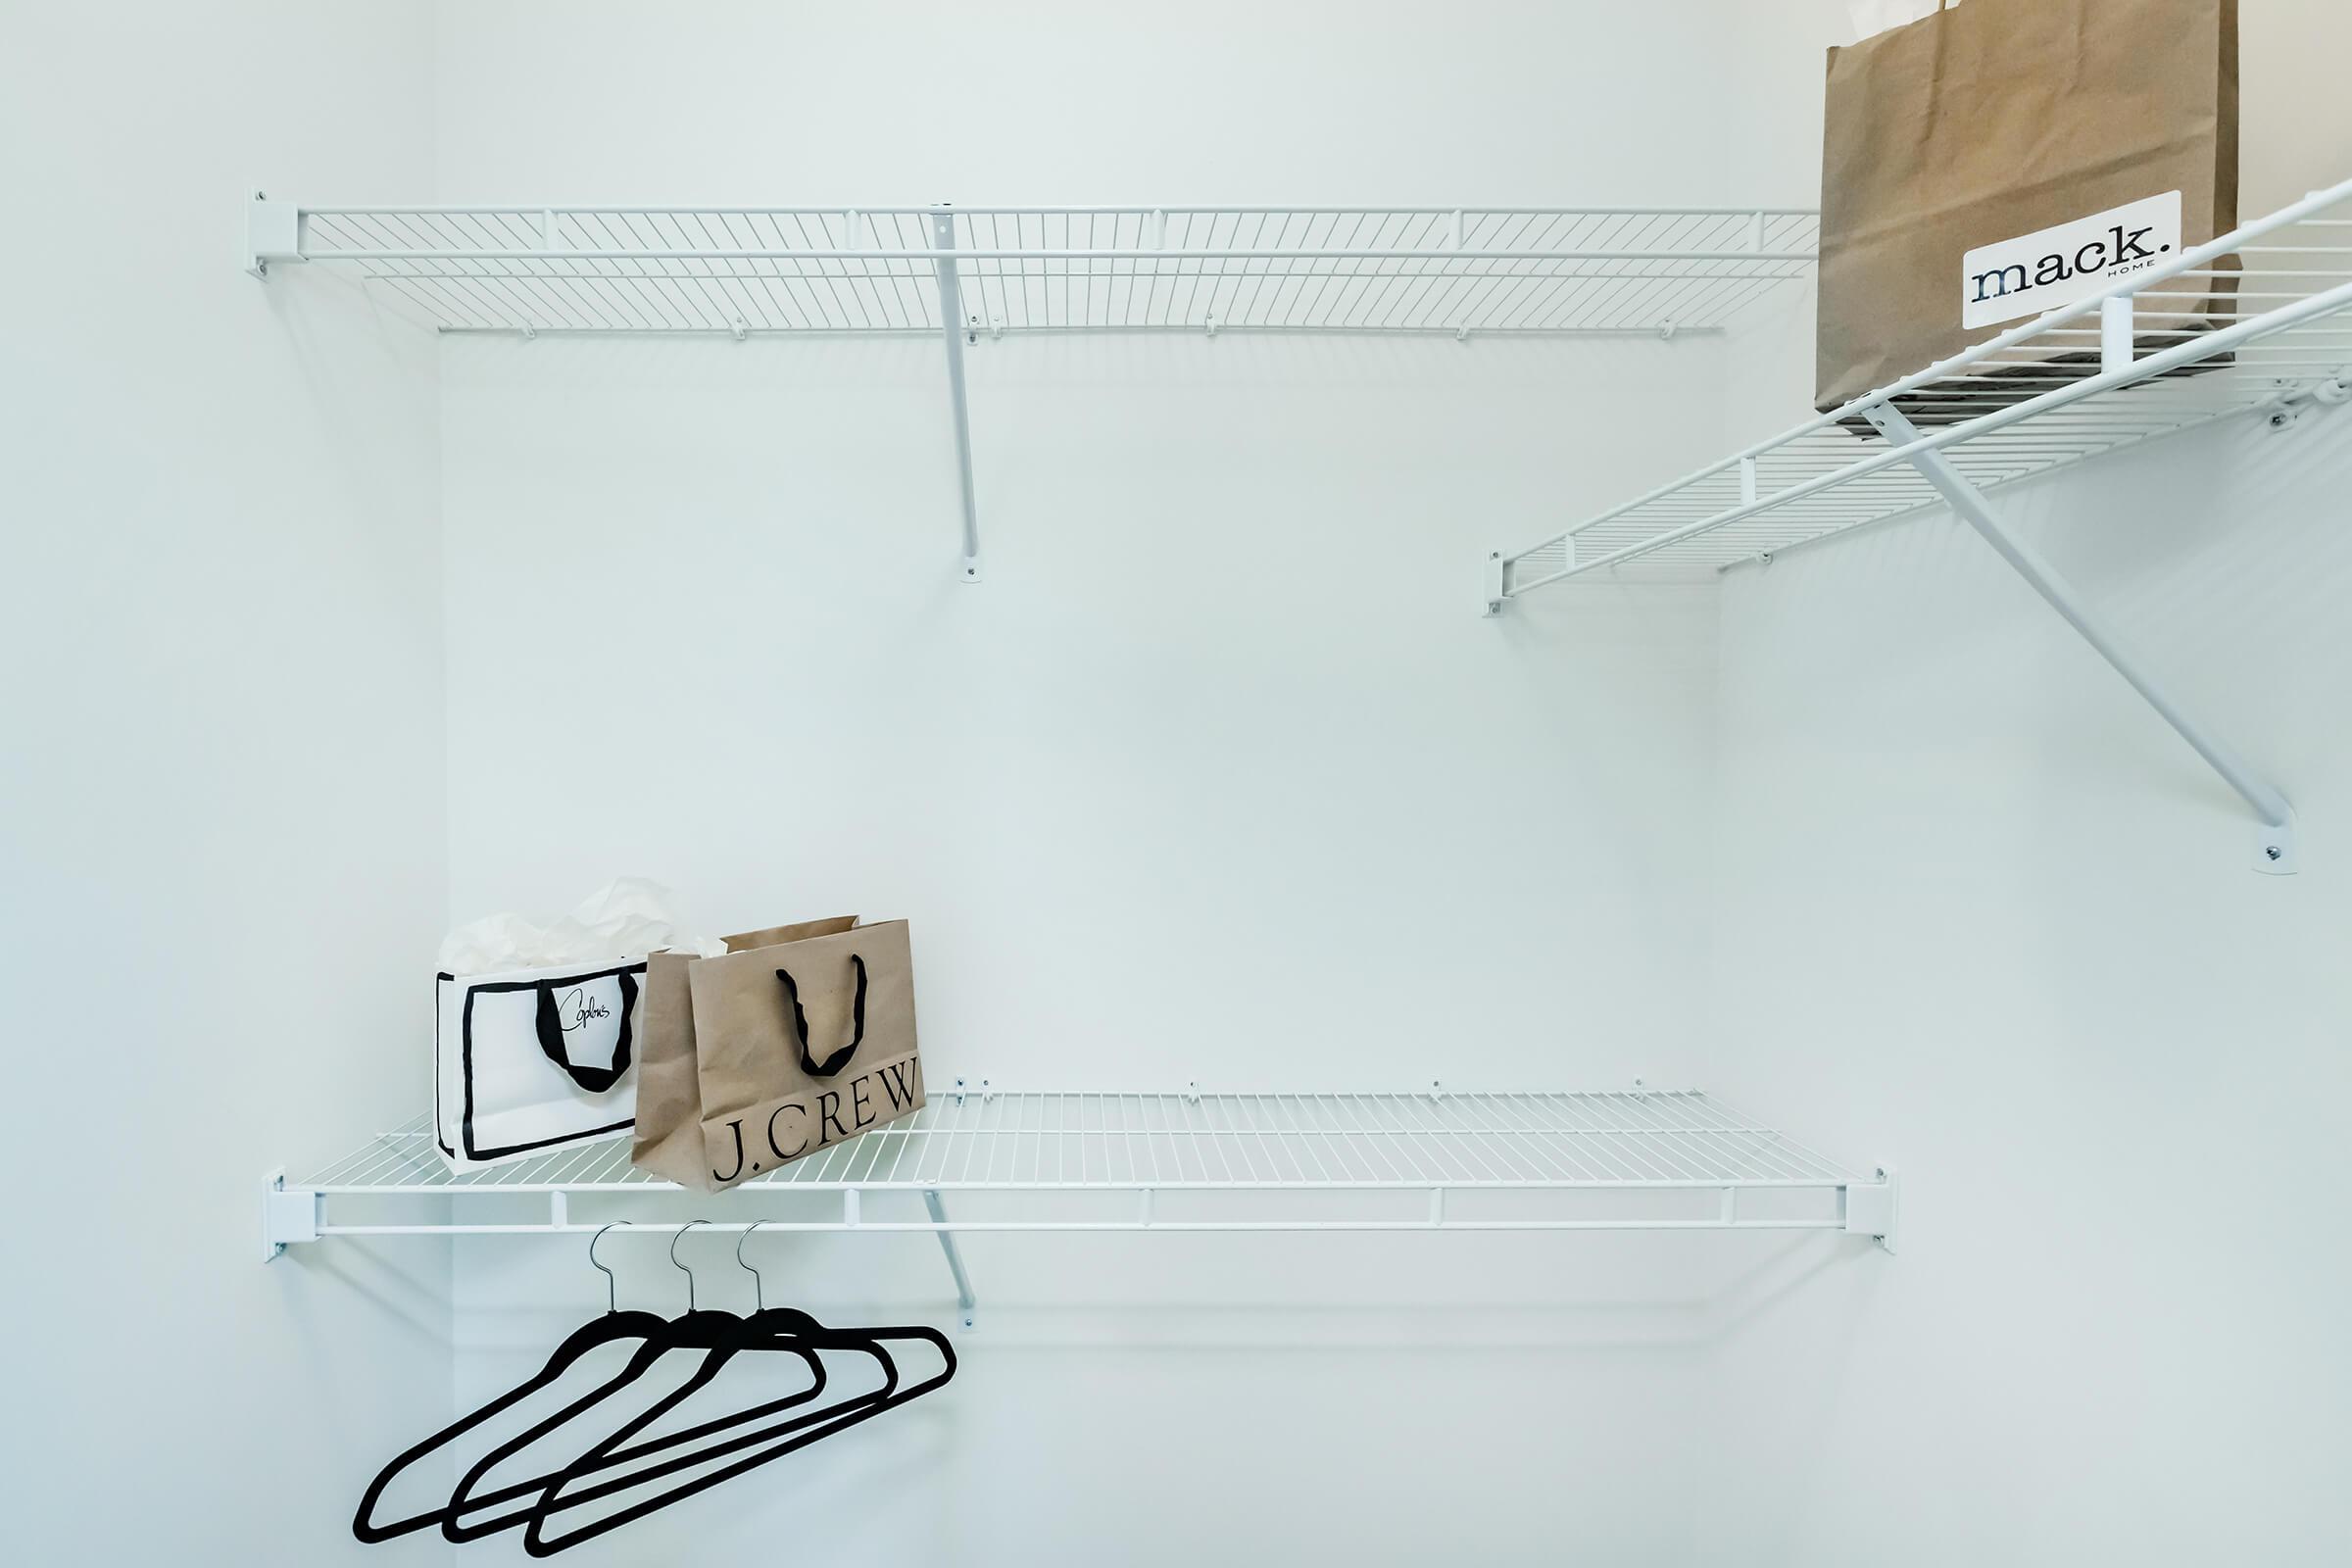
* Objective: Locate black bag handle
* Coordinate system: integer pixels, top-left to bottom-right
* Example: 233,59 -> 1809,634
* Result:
774,953 -> 866,1078
533,970 -> 639,1095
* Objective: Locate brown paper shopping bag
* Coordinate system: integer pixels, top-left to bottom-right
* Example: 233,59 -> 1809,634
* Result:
631,917 -> 924,1192
1816,0 -> 2238,418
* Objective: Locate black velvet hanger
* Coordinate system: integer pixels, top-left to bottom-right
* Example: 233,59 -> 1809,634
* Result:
358,1221 -> 836,1544
522,1316 -> 954,1556
516,1222 -> 956,1553
440,1221 -> 833,1544
440,1305 -> 824,1543
358,1220 -> 956,1554
352,1223 -> 669,1544
501,1222 -> 908,1544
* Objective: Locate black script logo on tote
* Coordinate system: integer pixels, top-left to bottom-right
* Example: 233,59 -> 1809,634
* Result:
554,987 -> 612,1032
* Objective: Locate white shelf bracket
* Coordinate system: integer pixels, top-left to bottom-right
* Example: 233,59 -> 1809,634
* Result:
929,207 -> 984,584
1481,551 -> 1505,617
1843,1165 -> 1898,1253
245,190 -> 303,280
922,1190 -> 978,1331
1865,402 -> 2298,873
261,1168 -> 318,1261
2100,295 -> 2136,374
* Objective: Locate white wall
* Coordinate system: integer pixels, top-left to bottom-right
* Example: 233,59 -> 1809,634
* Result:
438,333 -> 1734,1565
0,4 -> 452,1563
432,3 -> 1757,1562
432,0 -> 1744,209
441,334 -> 1725,1086
1702,402 -> 2352,1568
14,2 -> 2341,1561
1695,3 -> 2352,1562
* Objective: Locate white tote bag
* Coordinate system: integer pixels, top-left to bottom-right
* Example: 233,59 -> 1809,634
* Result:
434,958 -> 645,1169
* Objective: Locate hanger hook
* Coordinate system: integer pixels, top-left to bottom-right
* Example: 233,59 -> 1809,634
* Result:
588,1222 -> 630,1315
736,1221 -> 769,1312
669,1220 -> 712,1313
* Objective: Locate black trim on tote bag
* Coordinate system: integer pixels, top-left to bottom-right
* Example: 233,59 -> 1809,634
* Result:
533,970 -> 639,1093
435,971 -> 457,1159
452,962 -> 644,1162
774,953 -> 867,1078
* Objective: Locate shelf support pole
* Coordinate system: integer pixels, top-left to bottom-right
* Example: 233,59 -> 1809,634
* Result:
1866,403 -> 2295,872
923,1189 -> 978,1330
928,208 -> 984,584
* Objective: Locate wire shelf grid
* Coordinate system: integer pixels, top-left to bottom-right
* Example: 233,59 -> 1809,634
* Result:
1500,180 -> 2352,588
306,1090 -> 1854,1196
284,205 -> 1817,339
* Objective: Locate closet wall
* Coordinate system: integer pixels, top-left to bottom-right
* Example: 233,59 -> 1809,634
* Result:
1691,4 -> 2352,1562
11,2 -> 2337,1562
3,4 -> 450,1564
1701,411 -> 2352,1567
434,3 -> 1755,1563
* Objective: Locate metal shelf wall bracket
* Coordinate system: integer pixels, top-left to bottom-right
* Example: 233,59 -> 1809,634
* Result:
1865,402 -> 2297,874
1841,1165 -> 1898,1253
929,207 -> 984,584
924,1190 -> 979,1330
261,1167 -> 318,1260
245,191 -> 303,279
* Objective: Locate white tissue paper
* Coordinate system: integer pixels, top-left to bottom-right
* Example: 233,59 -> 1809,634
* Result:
1848,0 -> 1956,40
437,877 -> 727,976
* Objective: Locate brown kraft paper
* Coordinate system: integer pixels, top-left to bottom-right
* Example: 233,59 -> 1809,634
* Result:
629,914 -> 876,1191
632,917 -> 923,1192
1816,0 -> 2238,419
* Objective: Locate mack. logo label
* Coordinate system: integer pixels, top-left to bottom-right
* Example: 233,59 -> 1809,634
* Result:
1961,191 -> 2182,330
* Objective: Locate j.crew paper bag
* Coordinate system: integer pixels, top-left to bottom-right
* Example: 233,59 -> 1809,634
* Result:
631,917 -> 923,1193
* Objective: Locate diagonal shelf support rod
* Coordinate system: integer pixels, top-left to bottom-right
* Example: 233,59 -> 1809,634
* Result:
1865,402 -> 2295,873
929,208 -> 983,583
923,1190 -> 978,1330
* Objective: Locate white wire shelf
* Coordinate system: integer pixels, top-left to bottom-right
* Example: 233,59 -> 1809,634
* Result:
252,200 -> 1817,339
1494,178 -> 2352,589
264,1088 -> 1892,1244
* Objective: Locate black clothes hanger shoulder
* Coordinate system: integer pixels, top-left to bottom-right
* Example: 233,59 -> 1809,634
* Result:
517,1226 -> 955,1556
441,1222 -> 826,1544
353,1223 -> 667,1544
523,1320 -> 954,1557
514,1312 -> 905,1546
441,1306 -> 822,1544
360,1222 -> 830,1546
590,1304 -> 835,1469
583,1226 -> 890,1475
358,1222 -> 956,1556
478,1224 -> 900,1543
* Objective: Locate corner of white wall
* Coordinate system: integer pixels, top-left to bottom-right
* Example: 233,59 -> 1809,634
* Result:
3,4 -> 455,1560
